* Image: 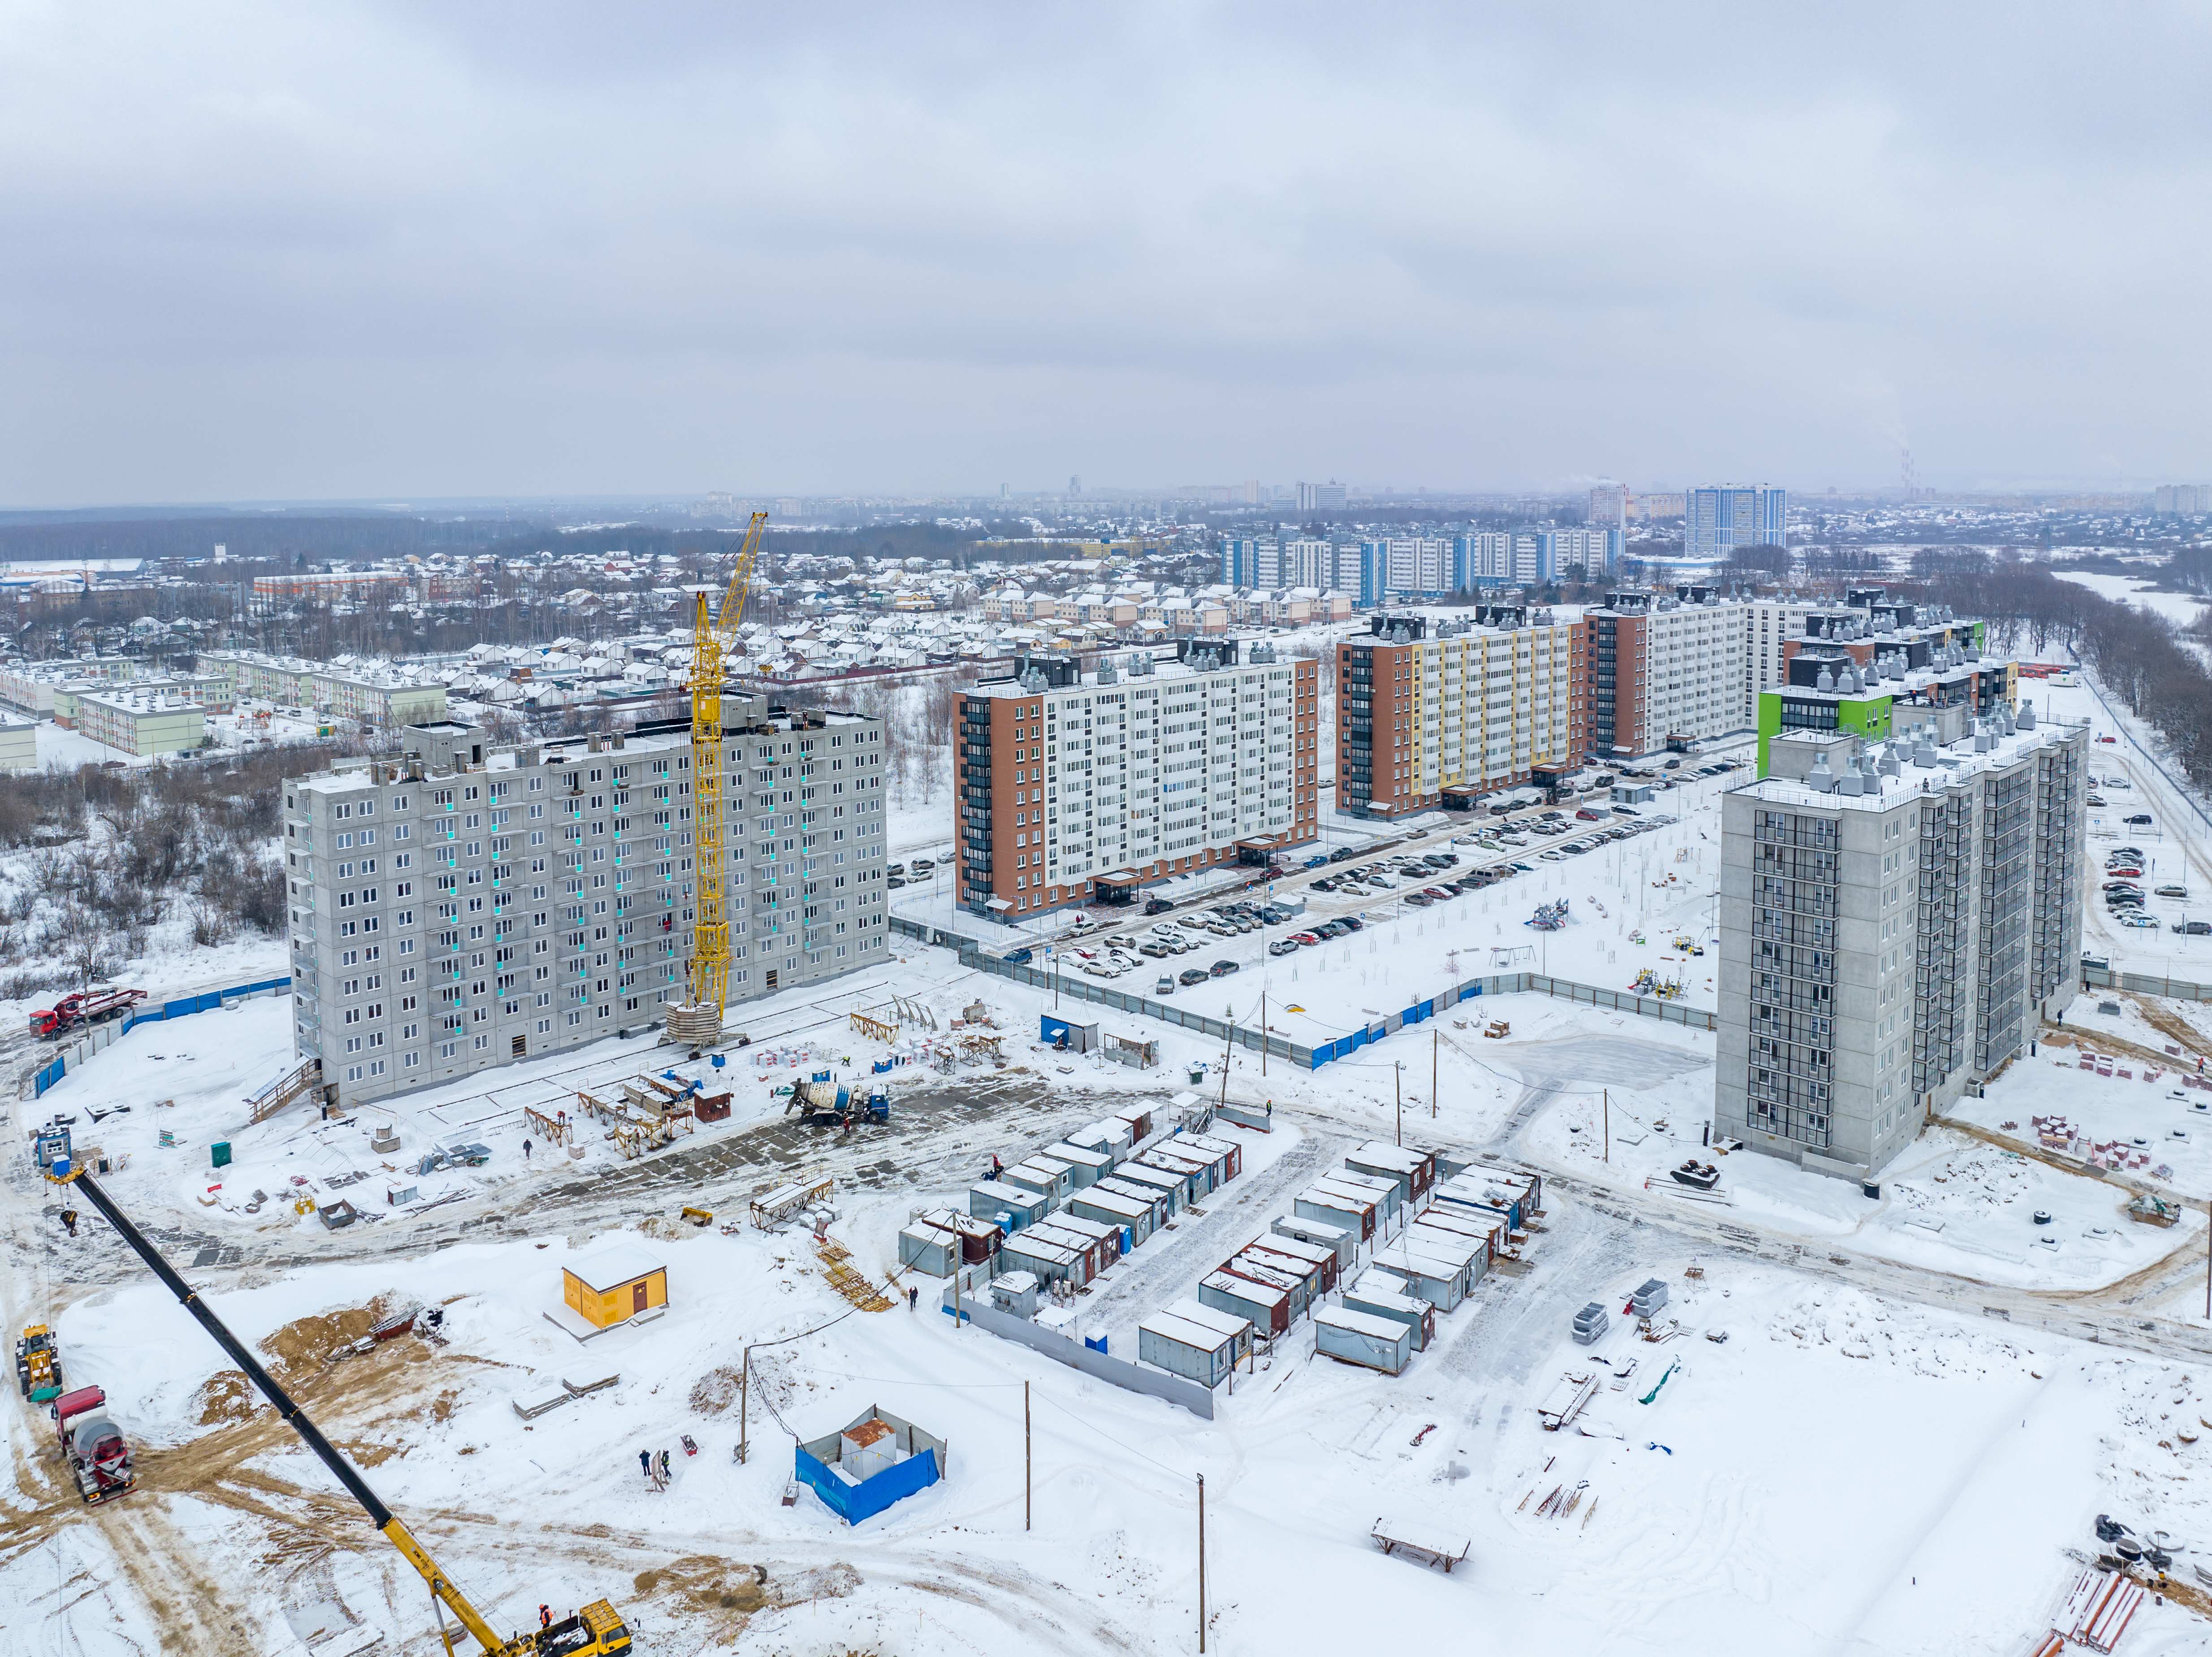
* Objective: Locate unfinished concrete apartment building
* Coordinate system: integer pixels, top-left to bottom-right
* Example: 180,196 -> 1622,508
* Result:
286,702 -> 890,1107
1714,690 -> 2087,1181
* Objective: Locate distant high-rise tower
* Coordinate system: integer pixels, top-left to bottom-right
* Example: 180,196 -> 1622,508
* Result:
1069,475 -> 1082,496
1589,481 -> 1628,536
1000,483 -> 1010,499
1686,485 -> 1787,560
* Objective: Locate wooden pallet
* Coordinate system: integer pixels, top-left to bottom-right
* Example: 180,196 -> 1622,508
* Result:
816,1240 -> 893,1312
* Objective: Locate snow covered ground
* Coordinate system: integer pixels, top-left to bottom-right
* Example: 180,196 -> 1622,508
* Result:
21,698 -> 2212,1651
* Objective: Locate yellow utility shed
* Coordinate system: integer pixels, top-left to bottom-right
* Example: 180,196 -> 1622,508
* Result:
562,1244 -> 668,1329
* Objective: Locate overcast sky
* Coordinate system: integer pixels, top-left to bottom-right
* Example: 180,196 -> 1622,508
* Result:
4,2 -> 2208,506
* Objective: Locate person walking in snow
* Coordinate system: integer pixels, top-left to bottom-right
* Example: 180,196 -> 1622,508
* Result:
907,1284 -> 919,1312
523,1138 -> 532,1161
658,1449 -> 671,1483
638,1449 -> 652,1480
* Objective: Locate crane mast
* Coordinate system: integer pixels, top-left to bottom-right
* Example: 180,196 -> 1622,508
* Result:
679,511 -> 768,1030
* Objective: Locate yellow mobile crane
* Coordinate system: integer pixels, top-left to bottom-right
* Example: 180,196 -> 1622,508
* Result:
668,509 -> 770,1043
34,1131 -> 630,1657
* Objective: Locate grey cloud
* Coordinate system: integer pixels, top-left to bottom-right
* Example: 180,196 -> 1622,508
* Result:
2,0 -> 2208,503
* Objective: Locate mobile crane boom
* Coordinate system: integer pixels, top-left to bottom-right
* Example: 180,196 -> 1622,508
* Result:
45,1155 -> 628,1657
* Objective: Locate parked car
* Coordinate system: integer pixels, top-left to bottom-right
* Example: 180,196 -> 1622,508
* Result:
2126,814 -> 2154,826
1178,966 -> 1210,986
1268,939 -> 1299,957
1291,930 -> 1322,946
1157,975 -> 1176,994
1329,847 -> 1358,862
886,875 -> 906,889
911,858 -> 935,874
2088,795 -> 2109,807
1303,855 -> 1329,869
2082,952 -> 2111,970
1210,959 -> 1240,977
2122,913 -> 2160,928
1613,807 -> 1639,817
1405,891 -> 1433,908
1139,942 -> 1170,959
1002,948 -> 1033,966
1144,898 -> 1175,915
2176,921 -> 2212,936
1339,915 -> 1365,933
885,863 -> 906,876
2157,885 -> 2190,899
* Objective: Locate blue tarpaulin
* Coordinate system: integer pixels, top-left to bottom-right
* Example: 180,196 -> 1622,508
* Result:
793,1407 -> 947,1526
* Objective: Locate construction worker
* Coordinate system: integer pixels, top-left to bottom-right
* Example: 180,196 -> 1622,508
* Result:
638,1449 -> 652,1480
907,1284 -> 919,1312
658,1449 -> 671,1483
540,1606 -> 552,1631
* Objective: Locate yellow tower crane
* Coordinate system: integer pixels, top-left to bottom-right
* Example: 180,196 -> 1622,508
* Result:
671,510 -> 769,1041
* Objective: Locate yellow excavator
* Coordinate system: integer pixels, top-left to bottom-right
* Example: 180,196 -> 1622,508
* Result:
35,1127 -> 629,1657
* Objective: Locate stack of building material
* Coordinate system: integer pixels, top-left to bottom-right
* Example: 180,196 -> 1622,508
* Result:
1572,1302 -> 1610,1345
1536,1369 -> 1598,1431
1630,1279 -> 1669,1319
2057,1568 -> 2145,1653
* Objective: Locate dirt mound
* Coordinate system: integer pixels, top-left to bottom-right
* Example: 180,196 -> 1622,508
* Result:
195,1370 -> 259,1426
688,1365 -> 745,1415
259,1307 -> 378,1375
630,1556 -> 852,1644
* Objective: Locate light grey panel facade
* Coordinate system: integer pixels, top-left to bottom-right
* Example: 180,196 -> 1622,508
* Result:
284,698 -> 890,1107
1715,713 -> 2086,1180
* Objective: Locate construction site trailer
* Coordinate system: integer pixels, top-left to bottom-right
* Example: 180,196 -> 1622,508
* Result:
1002,1157 -> 1076,1204
1197,1270 -> 1288,1337
1272,1213 -> 1355,1269
1069,1118 -> 1135,1156
1024,1221 -> 1110,1280
1166,1298 -> 1255,1364
1038,1210 -> 1123,1267
1412,1204 -> 1502,1265
1241,1241 -> 1331,1300
561,1246 -> 667,1330
1347,1141 -> 1435,1201
1137,1310 -> 1240,1388
1111,1104 -> 1155,1141
1107,1162 -> 1186,1215
1407,1221 -> 1490,1286
1322,1167 -> 1404,1221
1048,1141 -> 1115,1186
1222,1254 -> 1308,1319
1180,1133 -> 1245,1181
1369,1245 -> 1464,1312
1091,1176 -> 1173,1231
1132,1152 -> 1209,1205
969,1180 -> 1052,1231
1294,1185 -> 1375,1242
897,1225 -> 959,1278
1315,1306 -> 1412,1375
1254,1232 -> 1340,1293
999,1232 -> 1087,1290
1160,1138 -> 1231,1188
1039,1014 -> 1099,1053
1343,1275 -> 1437,1351
1065,1186 -> 1153,1248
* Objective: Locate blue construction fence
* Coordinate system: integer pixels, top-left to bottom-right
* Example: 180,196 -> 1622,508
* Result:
889,914 -> 1712,1070
31,976 -> 291,1098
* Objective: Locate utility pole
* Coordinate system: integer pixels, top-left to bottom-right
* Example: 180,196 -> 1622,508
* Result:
1197,1472 -> 1208,1653
1025,1380 -> 1032,1531
1394,1062 -> 1403,1146
1603,1088 -> 1610,1164
1431,1027 -> 1438,1119
737,1345 -> 753,1463
1260,989 -> 1267,1078
1218,1007 -> 1235,1115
